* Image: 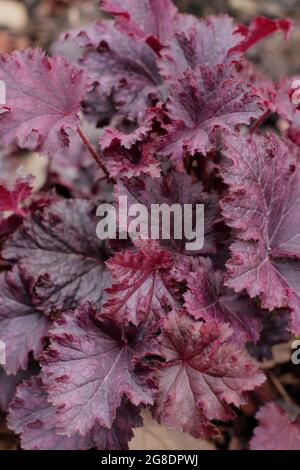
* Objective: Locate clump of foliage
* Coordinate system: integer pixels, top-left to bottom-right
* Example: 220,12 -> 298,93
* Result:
0,0 -> 299,451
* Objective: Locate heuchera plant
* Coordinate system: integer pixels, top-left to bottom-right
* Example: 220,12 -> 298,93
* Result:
0,0 -> 299,451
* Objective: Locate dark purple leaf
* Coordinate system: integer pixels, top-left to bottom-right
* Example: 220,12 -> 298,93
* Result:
220,132 -> 300,334
0,266 -> 50,375
42,303 -> 158,436
3,200 -> 110,315
176,256 -> 262,345
156,65 -> 263,163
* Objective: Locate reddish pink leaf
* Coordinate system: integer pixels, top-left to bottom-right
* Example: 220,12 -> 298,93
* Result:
250,402 -> 300,450
103,244 -> 177,325
154,310 -> 265,438
0,175 -> 33,216
234,17 -> 292,53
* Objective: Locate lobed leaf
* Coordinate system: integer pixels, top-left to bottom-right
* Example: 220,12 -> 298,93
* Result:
0,266 -> 50,375
0,49 -> 91,156
220,133 -> 300,333
3,200 -> 110,315
42,303 -> 158,436
250,402 -> 300,450
154,310 -> 265,438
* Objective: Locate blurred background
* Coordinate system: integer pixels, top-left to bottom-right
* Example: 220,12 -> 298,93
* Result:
0,0 -> 300,78
0,0 -> 298,451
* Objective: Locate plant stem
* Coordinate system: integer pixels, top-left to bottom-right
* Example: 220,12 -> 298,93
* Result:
44,155 -> 53,187
77,126 -> 113,182
267,371 -> 295,405
250,109 -> 271,134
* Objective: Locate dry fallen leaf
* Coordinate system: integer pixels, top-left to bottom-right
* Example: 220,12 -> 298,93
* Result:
0,1 -> 28,31
0,31 -> 29,53
22,152 -> 48,191
130,412 -> 216,450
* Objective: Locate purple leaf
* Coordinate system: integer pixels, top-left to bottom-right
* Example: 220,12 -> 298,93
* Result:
248,310 -> 291,361
236,59 -> 276,112
91,398 -> 143,450
0,48 -> 90,156
156,65 -> 263,163
220,133 -> 300,334
3,200 -> 110,315
51,131 -> 100,197
159,15 -> 244,79
275,77 -> 300,146
177,257 -> 262,345
100,107 -> 161,178
101,0 -> 178,52
8,376 -> 91,450
73,21 -> 163,123
8,375 -> 142,450
0,367 -> 34,412
42,303 -> 158,436
117,171 -> 220,255
0,266 -> 50,375
153,310 -> 265,438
